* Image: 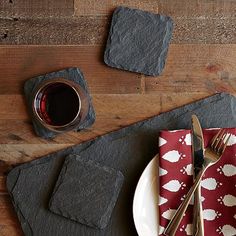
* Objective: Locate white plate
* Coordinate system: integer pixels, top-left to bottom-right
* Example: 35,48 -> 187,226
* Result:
133,155 -> 159,236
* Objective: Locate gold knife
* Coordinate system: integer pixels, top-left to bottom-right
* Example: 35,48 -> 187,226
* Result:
191,115 -> 205,236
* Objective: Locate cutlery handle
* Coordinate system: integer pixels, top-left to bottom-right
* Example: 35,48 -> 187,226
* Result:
164,168 -> 206,236
193,185 -> 204,236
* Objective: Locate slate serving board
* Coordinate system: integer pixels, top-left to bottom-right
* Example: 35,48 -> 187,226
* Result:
7,93 -> 236,236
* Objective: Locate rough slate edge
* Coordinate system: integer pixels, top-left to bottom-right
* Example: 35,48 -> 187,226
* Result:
24,67 -> 96,139
104,6 -> 174,76
49,155 -> 124,229
6,93 -> 236,236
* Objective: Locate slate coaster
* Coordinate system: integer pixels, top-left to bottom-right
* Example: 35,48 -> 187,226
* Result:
24,67 -> 96,139
7,93 -> 236,236
104,6 -> 173,76
49,155 -> 124,229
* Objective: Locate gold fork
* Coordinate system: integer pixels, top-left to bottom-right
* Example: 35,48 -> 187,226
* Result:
164,129 -> 231,236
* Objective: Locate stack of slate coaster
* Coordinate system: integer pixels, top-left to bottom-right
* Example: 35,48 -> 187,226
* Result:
7,93 -> 236,236
104,6 -> 174,76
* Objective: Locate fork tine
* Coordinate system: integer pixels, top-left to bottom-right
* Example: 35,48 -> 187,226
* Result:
216,132 -> 227,154
214,130 -> 225,151
211,129 -> 224,149
220,133 -> 231,154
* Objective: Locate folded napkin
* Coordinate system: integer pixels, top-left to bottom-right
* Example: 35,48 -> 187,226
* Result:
158,128 -> 236,236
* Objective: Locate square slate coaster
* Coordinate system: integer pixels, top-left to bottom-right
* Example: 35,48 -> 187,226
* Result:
24,67 -> 96,139
104,6 -> 173,76
49,155 -> 124,229
7,93 -> 236,236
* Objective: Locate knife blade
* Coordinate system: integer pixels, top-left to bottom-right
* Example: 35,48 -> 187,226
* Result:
191,115 -> 205,236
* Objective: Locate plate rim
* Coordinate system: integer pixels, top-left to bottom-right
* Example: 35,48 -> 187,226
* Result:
132,155 -> 159,236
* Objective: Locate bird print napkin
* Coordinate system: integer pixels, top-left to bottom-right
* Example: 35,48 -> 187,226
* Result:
158,128 -> 236,236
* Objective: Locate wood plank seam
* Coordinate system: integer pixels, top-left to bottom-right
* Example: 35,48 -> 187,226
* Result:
1,16 -> 236,44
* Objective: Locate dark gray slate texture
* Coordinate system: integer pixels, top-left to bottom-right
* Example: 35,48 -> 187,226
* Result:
49,155 -> 124,229
24,67 -> 96,139
104,6 -> 173,76
7,93 -> 236,236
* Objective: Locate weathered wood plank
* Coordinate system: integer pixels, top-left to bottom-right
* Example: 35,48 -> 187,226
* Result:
0,195 -> 9,207
0,17 -> 108,45
0,208 -> 17,225
0,144 -> 74,163
2,0 -> 235,18
0,95 -> 26,120
0,46 -> 141,94
0,0 -> 74,17
172,18 -> 236,44
1,44 -> 236,96
158,0 -> 236,17
0,92 -> 215,121
145,44 -> 236,93
0,196 -> 17,224
0,224 -> 23,236
0,93 -> 210,162
1,16 -> 236,44
0,160 -> 12,174
0,195 -> 24,236
74,0 -> 236,17
0,176 -> 6,193
74,0 -> 158,16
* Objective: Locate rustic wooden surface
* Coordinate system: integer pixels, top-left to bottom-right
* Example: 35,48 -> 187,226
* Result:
0,1 -> 236,235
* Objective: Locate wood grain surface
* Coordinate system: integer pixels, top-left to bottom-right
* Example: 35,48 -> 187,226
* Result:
0,0 -> 74,17
1,17 -> 236,44
74,0 -> 159,15
0,0 -> 236,235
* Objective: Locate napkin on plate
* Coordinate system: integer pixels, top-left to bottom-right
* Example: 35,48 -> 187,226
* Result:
158,128 -> 236,236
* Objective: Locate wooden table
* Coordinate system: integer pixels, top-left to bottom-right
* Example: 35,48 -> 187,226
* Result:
0,1 -> 236,235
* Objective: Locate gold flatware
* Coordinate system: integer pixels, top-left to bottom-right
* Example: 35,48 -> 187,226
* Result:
191,115 -> 205,236
164,129 -> 231,236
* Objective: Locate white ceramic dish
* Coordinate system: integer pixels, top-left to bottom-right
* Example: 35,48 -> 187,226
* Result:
133,155 -> 159,236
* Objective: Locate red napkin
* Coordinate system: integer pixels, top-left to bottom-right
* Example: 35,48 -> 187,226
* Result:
158,128 -> 236,236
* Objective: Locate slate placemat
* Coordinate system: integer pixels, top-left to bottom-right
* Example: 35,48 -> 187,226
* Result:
7,93 -> 236,236
24,67 -> 96,139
